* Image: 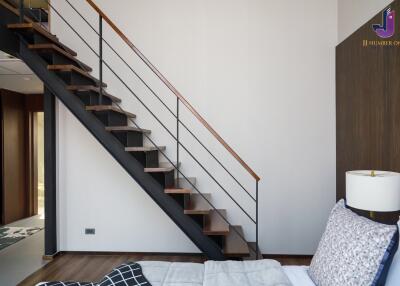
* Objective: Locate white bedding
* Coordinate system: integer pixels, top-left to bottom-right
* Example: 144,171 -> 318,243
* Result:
139,260 -> 292,286
283,266 -> 315,286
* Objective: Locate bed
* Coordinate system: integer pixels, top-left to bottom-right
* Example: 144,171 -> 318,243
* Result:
36,202 -> 400,286
35,256 -> 399,286
137,257 -> 399,286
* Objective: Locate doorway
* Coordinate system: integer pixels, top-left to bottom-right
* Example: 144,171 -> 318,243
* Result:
0,89 -> 44,227
37,112 -> 44,219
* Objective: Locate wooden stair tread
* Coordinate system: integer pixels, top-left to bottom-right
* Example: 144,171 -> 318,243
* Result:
184,193 -> 211,215
28,43 -> 92,72
105,126 -> 151,133
223,226 -> 250,257
7,23 -> 77,56
48,65 -> 107,87
66,85 -> 121,103
165,188 -> 191,194
203,210 -> 229,235
86,105 -> 136,118
165,177 -> 196,194
144,162 -> 180,173
125,146 -> 166,152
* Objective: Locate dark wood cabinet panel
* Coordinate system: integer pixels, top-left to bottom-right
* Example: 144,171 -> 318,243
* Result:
0,89 -> 44,225
1,89 -> 28,224
336,0 -> 400,224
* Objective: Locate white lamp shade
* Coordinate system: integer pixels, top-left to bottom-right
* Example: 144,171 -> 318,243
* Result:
346,170 -> 400,212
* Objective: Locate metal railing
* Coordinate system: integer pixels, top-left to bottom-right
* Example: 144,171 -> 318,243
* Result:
18,0 -> 261,258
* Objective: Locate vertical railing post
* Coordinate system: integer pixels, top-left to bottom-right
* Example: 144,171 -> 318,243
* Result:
256,180 -> 259,259
176,98 -> 180,187
19,0 -> 24,23
99,15 -> 103,105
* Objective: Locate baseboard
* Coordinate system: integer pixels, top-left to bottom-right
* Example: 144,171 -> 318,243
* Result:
42,252 -> 60,261
49,251 -> 313,261
59,251 -> 206,257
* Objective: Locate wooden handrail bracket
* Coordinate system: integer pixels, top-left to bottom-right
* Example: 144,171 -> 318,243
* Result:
85,0 -> 260,181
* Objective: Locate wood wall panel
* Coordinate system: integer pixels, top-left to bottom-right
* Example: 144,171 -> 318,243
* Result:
0,89 -> 43,225
336,0 -> 400,224
1,89 -> 28,224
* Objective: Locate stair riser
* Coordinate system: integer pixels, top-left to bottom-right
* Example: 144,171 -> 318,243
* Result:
189,214 -> 206,228
15,31 -> 46,46
129,150 -> 159,168
55,71 -> 97,87
38,52 -> 84,72
93,111 -> 128,127
169,193 -> 193,209
11,28 -> 53,47
33,33 -> 51,45
169,194 -> 185,208
75,91 -> 112,106
210,235 -> 225,248
24,8 -> 49,23
113,131 -> 143,148
149,169 -> 174,188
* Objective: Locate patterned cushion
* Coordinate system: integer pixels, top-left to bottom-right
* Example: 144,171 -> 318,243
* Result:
309,200 -> 399,286
38,262 -> 151,286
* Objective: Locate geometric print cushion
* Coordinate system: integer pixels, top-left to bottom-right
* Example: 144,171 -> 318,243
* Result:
38,262 -> 151,286
309,200 -> 399,286
97,262 -> 150,285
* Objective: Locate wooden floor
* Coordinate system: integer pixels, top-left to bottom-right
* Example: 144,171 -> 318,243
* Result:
19,253 -> 312,285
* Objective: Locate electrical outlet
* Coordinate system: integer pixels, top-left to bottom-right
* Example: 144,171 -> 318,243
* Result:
85,228 -> 95,235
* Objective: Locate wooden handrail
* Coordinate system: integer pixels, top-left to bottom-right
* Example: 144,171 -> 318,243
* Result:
85,0 -> 260,182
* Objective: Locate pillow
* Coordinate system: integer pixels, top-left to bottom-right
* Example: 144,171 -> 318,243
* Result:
309,199 -> 399,286
386,220 -> 400,286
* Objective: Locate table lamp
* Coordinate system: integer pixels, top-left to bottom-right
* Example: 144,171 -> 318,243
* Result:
346,170 -> 400,218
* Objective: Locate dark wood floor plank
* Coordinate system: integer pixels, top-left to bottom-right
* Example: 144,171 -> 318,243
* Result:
19,253 -> 311,285
19,253 -> 205,285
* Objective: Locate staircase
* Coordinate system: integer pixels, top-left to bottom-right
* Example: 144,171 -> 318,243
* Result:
0,0 -> 261,260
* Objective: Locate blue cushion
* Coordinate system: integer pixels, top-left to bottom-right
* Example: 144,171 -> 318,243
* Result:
309,200 -> 399,286
372,228 -> 399,286
385,221 -> 400,286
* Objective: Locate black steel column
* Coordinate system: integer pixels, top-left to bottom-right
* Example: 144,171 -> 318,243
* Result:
99,15 -> 103,104
256,180 -> 259,259
176,98 -> 180,187
44,87 -> 57,256
19,0 -> 24,22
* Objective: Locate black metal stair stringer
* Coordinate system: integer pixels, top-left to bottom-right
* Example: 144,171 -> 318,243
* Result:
17,40 -> 226,260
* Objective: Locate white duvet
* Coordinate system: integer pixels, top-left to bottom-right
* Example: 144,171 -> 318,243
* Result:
139,259 -> 292,286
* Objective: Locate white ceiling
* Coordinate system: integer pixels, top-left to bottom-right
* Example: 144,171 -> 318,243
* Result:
0,50 -> 43,94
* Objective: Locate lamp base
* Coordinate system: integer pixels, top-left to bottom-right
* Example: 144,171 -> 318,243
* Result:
369,211 -> 375,219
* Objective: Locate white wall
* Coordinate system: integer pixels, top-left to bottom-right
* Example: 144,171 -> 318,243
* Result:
51,0 -> 337,255
338,0 -> 393,43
